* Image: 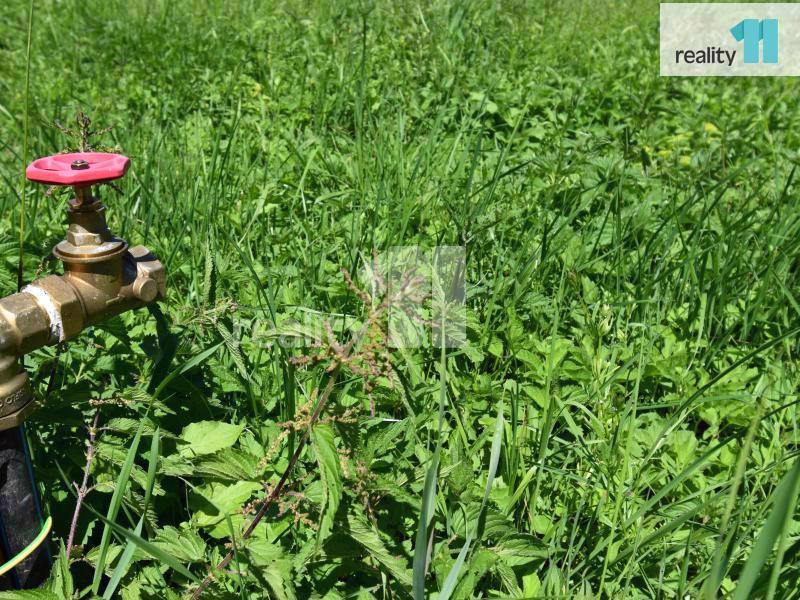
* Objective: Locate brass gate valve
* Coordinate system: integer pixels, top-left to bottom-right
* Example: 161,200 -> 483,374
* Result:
0,152 -> 165,430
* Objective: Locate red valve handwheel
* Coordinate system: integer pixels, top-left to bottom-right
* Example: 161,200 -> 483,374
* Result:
26,152 -> 130,186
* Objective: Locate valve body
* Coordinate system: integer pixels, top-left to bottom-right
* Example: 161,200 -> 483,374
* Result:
0,195 -> 165,430
0,151 -> 165,590
0,153 -> 165,430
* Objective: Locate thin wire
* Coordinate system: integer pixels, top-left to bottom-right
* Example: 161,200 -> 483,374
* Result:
0,517 -> 52,578
18,0 -> 34,292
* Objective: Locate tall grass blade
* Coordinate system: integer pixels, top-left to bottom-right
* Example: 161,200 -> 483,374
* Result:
91,422 -> 144,593
438,401 -> 504,600
16,0 -> 33,291
734,458 -> 800,600
152,341 -> 223,400
102,427 -> 160,599
412,341 -> 447,599
55,460 -> 197,583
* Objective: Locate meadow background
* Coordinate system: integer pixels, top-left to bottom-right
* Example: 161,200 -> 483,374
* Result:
1,0 -> 800,598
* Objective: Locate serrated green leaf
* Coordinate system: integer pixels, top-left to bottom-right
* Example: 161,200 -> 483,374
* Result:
152,526 -> 207,563
191,447 -> 261,481
312,423 -> 342,543
243,541 -> 296,600
346,513 -> 412,587
179,420 -> 244,457
45,541 -> 72,599
192,480 -> 261,527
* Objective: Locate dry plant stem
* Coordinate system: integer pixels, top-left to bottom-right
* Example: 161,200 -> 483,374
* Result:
66,409 -> 100,559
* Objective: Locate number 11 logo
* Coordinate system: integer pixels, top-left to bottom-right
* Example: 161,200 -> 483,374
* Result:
730,19 -> 779,64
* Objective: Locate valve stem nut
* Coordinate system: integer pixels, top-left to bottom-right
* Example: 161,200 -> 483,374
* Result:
129,245 -> 166,299
132,277 -> 158,303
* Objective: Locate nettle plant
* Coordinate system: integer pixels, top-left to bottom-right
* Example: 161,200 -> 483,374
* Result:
188,260 -> 427,597
40,241 -> 500,600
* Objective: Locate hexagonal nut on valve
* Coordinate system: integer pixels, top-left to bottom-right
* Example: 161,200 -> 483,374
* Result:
129,245 -> 166,302
0,290 -> 54,352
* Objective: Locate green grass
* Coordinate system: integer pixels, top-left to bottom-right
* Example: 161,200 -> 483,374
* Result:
1,0 -> 800,598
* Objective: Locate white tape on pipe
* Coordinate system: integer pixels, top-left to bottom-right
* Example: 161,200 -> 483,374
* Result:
22,285 -> 64,343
